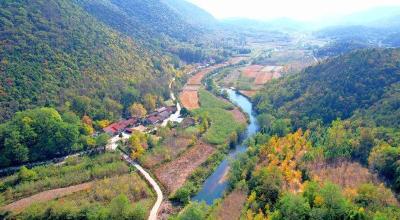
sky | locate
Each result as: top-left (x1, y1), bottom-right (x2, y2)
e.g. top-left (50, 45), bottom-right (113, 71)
top-left (188, 0), bottom-right (400, 21)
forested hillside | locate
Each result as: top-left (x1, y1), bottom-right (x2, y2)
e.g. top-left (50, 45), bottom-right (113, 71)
top-left (77, 0), bottom-right (227, 64)
top-left (77, 0), bottom-right (202, 43)
top-left (254, 48), bottom-right (400, 128)
top-left (228, 48), bottom-right (400, 220)
top-left (0, 0), bottom-right (175, 123)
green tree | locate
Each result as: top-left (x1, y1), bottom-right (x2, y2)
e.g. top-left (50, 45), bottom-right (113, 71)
top-left (270, 118), bottom-right (292, 137)
top-left (249, 166), bottom-right (283, 208)
top-left (72, 96), bottom-right (91, 116)
top-left (108, 194), bottom-right (131, 220)
top-left (312, 183), bottom-right (348, 220)
top-left (18, 166), bottom-right (38, 182)
top-left (278, 194), bottom-right (310, 220)
top-left (129, 103), bottom-right (147, 118)
top-left (323, 119), bottom-right (353, 161)
top-left (174, 202), bottom-right (209, 220)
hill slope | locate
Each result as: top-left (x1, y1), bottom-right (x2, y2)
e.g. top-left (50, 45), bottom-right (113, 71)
top-left (76, 0), bottom-right (204, 43)
top-left (0, 0), bottom-right (174, 122)
top-left (254, 48), bottom-right (400, 128)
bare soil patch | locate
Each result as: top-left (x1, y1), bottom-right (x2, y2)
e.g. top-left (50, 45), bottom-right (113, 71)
top-left (183, 84), bottom-right (201, 91)
top-left (230, 108), bottom-right (247, 124)
top-left (154, 142), bottom-right (215, 193)
top-left (215, 189), bottom-right (247, 220)
top-left (239, 90), bottom-right (258, 97)
top-left (242, 65), bottom-right (264, 78)
top-left (158, 200), bottom-right (179, 220)
top-left (180, 91), bottom-right (199, 109)
top-left (254, 71), bottom-right (274, 85)
top-left (2, 182), bottom-right (93, 213)
top-left (187, 70), bottom-right (209, 85)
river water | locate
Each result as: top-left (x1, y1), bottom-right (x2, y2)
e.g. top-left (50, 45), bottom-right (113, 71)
top-left (192, 89), bottom-right (259, 204)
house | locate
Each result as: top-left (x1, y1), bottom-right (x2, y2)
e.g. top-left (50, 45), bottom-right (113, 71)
top-left (180, 117), bottom-right (196, 129)
top-left (103, 118), bottom-right (138, 135)
top-left (125, 125), bottom-right (147, 133)
top-left (145, 106), bottom-right (177, 125)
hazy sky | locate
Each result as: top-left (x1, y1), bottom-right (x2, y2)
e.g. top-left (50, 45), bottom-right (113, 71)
top-left (188, 0), bottom-right (400, 21)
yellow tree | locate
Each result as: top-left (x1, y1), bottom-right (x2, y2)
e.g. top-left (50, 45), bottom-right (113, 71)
top-left (82, 115), bottom-right (94, 135)
top-left (129, 131), bottom-right (147, 159)
top-left (143, 94), bottom-right (157, 111)
top-left (129, 103), bottom-right (147, 118)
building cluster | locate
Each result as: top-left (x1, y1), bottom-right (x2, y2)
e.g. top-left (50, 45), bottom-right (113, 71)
top-left (103, 106), bottom-right (177, 136)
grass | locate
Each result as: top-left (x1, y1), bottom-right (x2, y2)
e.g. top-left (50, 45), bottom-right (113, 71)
top-left (236, 74), bottom-right (255, 90)
top-left (195, 90), bottom-right (245, 145)
top-left (0, 153), bottom-right (129, 204)
top-left (198, 89), bottom-right (234, 110)
top-left (194, 108), bottom-right (245, 145)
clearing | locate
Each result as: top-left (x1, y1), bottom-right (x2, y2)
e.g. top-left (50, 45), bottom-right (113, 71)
top-left (154, 142), bottom-right (215, 193)
top-left (212, 189), bottom-right (247, 220)
top-left (140, 133), bottom-right (192, 169)
top-left (2, 182), bottom-right (94, 213)
top-left (0, 153), bottom-right (129, 205)
top-left (14, 173), bottom-right (155, 218)
top-left (230, 108), bottom-right (247, 124)
top-left (307, 161), bottom-right (380, 189)
top-left (180, 90), bottom-right (199, 109)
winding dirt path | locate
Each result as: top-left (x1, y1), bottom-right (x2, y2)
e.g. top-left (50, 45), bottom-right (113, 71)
top-left (122, 154), bottom-right (163, 220)
top-left (2, 182), bottom-right (94, 213)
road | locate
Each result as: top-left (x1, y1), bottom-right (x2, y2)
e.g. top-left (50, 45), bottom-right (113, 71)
top-left (121, 154), bottom-right (163, 220)
top-left (162, 78), bottom-right (183, 126)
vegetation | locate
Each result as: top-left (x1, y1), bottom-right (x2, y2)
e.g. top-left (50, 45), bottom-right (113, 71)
top-left (198, 89), bottom-right (234, 110)
top-left (16, 173), bottom-right (154, 220)
top-left (0, 108), bottom-right (110, 168)
top-left (223, 48), bottom-right (400, 219)
top-left (194, 89), bottom-right (245, 145)
top-left (171, 151), bottom-right (225, 204)
top-left (129, 103), bottom-right (147, 118)
top-left (254, 48), bottom-right (400, 129)
top-left (228, 129), bottom-right (400, 219)
top-left (0, 0), bottom-right (174, 123)
top-left (0, 153), bottom-right (129, 204)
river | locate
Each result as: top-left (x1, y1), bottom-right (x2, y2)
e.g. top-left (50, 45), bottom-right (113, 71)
top-left (192, 88), bottom-right (259, 204)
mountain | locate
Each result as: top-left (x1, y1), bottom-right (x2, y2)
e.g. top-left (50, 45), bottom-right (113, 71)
top-left (161, 0), bottom-right (217, 28)
top-left (76, 0), bottom-right (204, 44)
top-left (337, 6), bottom-right (400, 28)
top-left (0, 0), bottom-right (175, 123)
top-left (254, 48), bottom-right (400, 128)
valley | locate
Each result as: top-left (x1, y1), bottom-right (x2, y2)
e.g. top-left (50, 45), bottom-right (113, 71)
top-left (0, 1), bottom-right (400, 220)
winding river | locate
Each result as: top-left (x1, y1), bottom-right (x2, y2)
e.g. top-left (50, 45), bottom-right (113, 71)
top-left (193, 89), bottom-right (259, 204)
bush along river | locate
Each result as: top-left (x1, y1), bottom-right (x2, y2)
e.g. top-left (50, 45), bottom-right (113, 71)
top-left (193, 88), bottom-right (259, 204)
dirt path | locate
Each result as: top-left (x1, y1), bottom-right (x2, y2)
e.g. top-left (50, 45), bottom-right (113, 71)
top-left (2, 182), bottom-right (94, 213)
top-left (121, 154), bottom-right (163, 220)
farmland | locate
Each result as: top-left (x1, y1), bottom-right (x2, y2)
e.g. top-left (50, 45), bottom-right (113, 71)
top-left (154, 142), bottom-right (215, 193)
top-left (0, 153), bottom-right (158, 219)
top-left (0, 153), bottom-right (129, 205)
top-left (16, 174), bottom-right (155, 220)
top-left (179, 90), bottom-right (200, 109)
top-left (179, 57), bottom-right (247, 109)
top-left (216, 64), bottom-right (284, 98)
